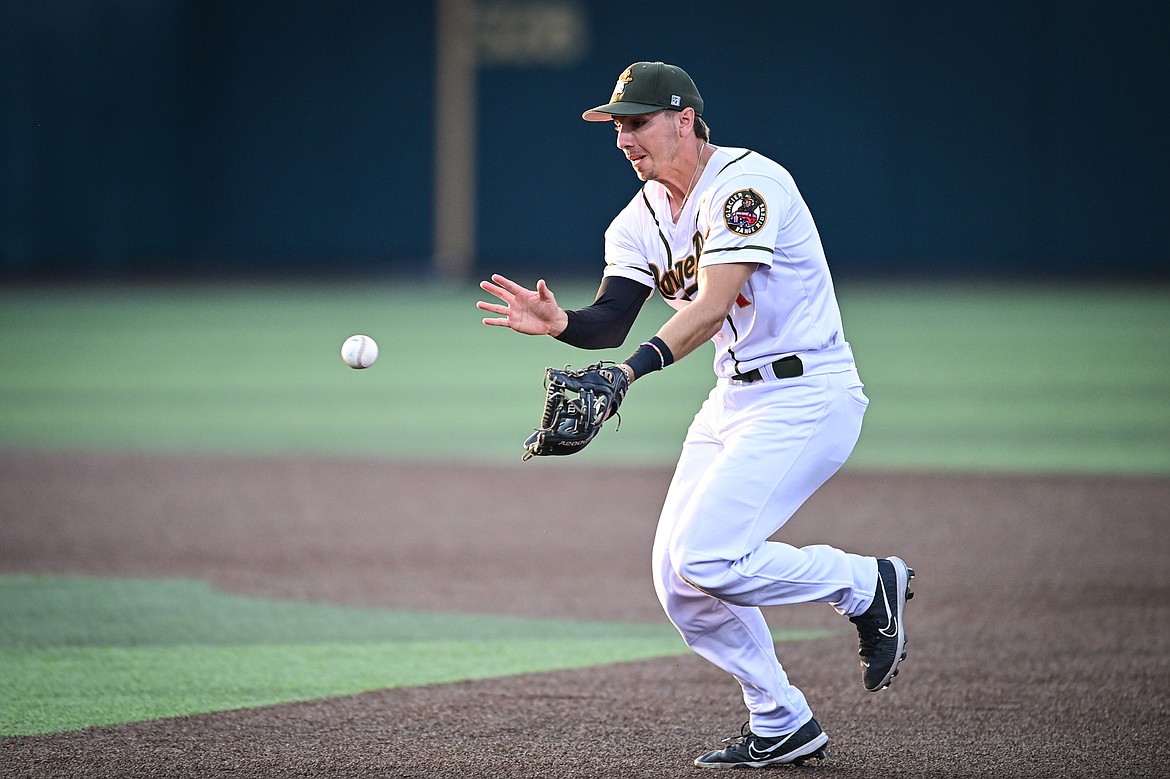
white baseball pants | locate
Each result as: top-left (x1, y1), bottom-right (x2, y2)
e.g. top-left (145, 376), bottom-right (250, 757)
top-left (652, 364), bottom-right (876, 736)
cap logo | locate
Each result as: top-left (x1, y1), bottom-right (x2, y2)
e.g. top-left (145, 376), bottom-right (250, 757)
top-left (611, 67), bottom-right (634, 102)
top-left (670, 95), bottom-right (681, 107)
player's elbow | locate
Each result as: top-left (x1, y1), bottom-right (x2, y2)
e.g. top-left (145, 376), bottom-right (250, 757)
top-left (693, 302), bottom-right (732, 341)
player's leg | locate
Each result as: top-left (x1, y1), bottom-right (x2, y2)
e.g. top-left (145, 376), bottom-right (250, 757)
top-left (667, 369), bottom-right (914, 694)
top-left (666, 370), bottom-right (875, 615)
top-left (653, 545), bottom-right (814, 733)
top-left (653, 395), bottom-right (814, 737)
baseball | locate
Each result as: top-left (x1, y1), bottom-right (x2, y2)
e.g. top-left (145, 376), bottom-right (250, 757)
top-left (341, 334), bottom-right (378, 369)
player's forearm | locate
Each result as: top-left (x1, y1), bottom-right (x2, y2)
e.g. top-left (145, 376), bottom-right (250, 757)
top-left (622, 263), bottom-right (754, 381)
top-left (554, 276), bottom-right (649, 349)
top-left (554, 308), bottom-right (623, 348)
top-left (655, 301), bottom-right (728, 361)
top-left (619, 300), bottom-right (725, 383)
top-left (657, 263), bottom-right (753, 362)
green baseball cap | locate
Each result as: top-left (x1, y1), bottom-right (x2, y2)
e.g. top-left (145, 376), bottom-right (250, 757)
top-left (582, 61), bottom-right (704, 122)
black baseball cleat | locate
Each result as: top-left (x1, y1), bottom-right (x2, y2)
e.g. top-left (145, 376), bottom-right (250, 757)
top-left (850, 556), bottom-right (915, 692)
top-left (693, 718), bottom-right (829, 769)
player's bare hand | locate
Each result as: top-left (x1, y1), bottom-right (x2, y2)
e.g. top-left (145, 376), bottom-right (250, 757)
top-left (477, 274), bottom-right (568, 336)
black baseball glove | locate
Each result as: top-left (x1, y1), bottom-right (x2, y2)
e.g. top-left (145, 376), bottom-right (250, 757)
top-left (522, 361), bottom-right (629, 461)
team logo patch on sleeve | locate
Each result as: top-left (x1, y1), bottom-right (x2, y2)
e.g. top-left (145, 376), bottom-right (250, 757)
top-left (723, 189), bottom-right (767, 235)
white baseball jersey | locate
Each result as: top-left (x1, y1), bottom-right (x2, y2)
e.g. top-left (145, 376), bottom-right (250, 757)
top-left (602, 146), bottom-right (848, 378)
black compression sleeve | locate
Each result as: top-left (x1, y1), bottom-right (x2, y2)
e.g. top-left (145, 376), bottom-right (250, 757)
top-left (554, 275), bottom-right (651, 349)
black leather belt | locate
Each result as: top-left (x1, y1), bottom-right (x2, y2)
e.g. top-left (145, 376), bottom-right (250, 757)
top-left (731, 355), bottom-right (803, 383)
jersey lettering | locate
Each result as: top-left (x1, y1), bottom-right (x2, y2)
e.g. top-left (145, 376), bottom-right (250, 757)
top-left (650, 231), bottom-right (705, 301)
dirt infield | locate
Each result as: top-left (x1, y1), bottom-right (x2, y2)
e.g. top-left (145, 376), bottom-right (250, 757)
top-left (2, 452), bottom-right (1168, 778)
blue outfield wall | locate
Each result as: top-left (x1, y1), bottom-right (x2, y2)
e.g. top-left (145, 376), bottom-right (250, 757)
top-left (2, 1), bottom-right (1168, 280)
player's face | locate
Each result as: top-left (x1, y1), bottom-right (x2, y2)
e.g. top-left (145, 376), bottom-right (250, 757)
top-left (614, 111), bottom-right (682, 183)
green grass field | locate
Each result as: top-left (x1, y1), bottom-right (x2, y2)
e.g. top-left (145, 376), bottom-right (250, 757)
top-left (2, 281), bottom-right (1168, 737)
top-left (1, 281), bottom-right (1167, 472)
top-left (0, 576), bottom-right (830, 736)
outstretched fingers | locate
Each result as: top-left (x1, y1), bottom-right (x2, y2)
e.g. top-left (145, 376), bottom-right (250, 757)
top-left (476, 274), bottom-right (560, 335)
top-left (478, 274), bottom-right (529, 328)
top-left (483, 274), bottom-right (529, 298)
top-left (476, 300), bottom-right (510, 326)
top-left (478, 280), bottom-right (511, 304)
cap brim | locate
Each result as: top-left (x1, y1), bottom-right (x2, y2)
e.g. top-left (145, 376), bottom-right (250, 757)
top-left (581, 101), bottom-right (666, 122)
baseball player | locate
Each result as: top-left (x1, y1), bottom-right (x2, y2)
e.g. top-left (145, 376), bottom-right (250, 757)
top-left (477, 61), bottom-right (913, 769)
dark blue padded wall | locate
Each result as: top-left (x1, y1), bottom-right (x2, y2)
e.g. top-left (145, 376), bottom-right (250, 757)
top-left (2, 1), bottom-right (1166, 279)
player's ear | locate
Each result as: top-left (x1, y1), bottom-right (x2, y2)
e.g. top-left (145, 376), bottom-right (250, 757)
top-left (676, 108), bottom-right (695, 138)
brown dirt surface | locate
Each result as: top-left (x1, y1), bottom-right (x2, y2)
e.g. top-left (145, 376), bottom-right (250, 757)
top-left (1, 451), bottom-right (1168, 778)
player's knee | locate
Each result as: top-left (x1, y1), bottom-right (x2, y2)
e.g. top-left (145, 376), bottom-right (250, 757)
top-left (675, 555), bottom-right (740, 600)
